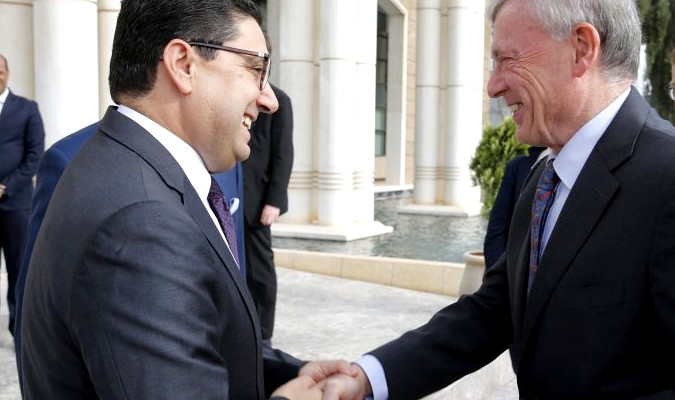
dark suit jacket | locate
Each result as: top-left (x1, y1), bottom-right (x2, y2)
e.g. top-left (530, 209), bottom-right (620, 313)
top-left (21, 107), bottom-right (300, 399)
top-left (369, 89), bottom-right (675, 399)
top-left (484, 147), bottom-right (545, 268)
top-left (0, 91), bottom-right (45, 211)
top-left (243, 85), bottom-right (294, 226)
top-left (14, 122), bottom-right (98, 393)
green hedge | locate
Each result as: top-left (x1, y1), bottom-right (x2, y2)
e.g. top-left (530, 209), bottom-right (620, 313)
top-left (469, 117), bottom-right (529, 216)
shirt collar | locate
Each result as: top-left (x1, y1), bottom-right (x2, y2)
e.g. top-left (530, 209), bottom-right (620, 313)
top-left (116, 105), bottom-right (212, 201)
top-left (551, 88), bottom-right (631, 190)
top-left (0, 88), bottom-right (9, 103)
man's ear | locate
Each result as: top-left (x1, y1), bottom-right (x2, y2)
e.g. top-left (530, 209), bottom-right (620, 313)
top-left (572, 22), bottom-right (601, 78)
top-left (161, 39), bottom-right (195, 94)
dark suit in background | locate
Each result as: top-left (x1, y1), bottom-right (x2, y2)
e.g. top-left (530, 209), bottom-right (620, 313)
top-left (243, 84), bottom-right (294, 341)
top-left (483, 146), bottom-right (545, 269)
top-left (0, 89), bottom-right (45, 335)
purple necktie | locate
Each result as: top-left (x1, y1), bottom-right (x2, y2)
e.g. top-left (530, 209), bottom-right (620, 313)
top-left (528, 158), bottom-right (559, 293)
top-left (207, 177), bottom-right (240, 266)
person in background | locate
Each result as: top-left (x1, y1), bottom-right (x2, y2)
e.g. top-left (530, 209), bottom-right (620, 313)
top-left (243, 79), bottom-right (294, 345)
top-left (483, 146), bottom-right (545, 269)
top-left (0, 53), bottom-right (45, 335)
top-left (307, 0), bottom-right (675, 398)
top-left (20, 1), bottom-right (352, 398)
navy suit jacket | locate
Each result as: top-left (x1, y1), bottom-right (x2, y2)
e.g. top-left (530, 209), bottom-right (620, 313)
top-left (21, 108), bottom-right (300, 399)
top-left (16, 122), bottom-right (247, 394)
top-left (0, 90), bottom-right (45, 211)
top-left (369, 89), bottom-right (675, 399)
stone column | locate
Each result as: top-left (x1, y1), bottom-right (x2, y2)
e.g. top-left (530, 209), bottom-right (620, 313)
top-left (442, 0), bottom-right (484, 214)
top-left (352, 0), bottom-right (377, 223)
top-left (317, 0), bottom-right (358, 225)
top-left (277, 0), bottom-right (315, 224)
top-left (0, 0), bottom-right (34, 98)
top-left (33, 0), bottom-right (98, 147)
top-left (98, 0), bottom-right (120, 117)
top-left (413, 0), bottom-right (442, 205)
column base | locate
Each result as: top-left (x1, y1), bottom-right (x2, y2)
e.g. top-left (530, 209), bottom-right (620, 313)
top-left (398, 203), bottom-right (482, 217)
top-left (272, 221), bottom-right (393, 242)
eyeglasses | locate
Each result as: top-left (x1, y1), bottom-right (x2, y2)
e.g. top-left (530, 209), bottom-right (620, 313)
top-left (189, 42), bottom-right (270, 91)
top-left (666, 83), bottom-right (675, 101)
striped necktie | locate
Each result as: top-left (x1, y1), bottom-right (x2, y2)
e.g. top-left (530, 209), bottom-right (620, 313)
top-left (207, 177), bottom-right (240, 266)
top-left (528, 158), bottom-right (559, 293)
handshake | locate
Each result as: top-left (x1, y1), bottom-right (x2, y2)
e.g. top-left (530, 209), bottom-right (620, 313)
top-left (271, 360), bottom-right (372, 400)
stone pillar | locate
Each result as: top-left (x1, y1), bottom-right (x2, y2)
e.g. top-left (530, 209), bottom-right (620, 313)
top-left (98, 0), bottom-right (120, 117)
top-left (33, 0), bottom-right (98, 147)
top-left (317, 0), bottom-right (358, 225)
top-left (0, 0), bottom-right (34, 98)
top-left (442, 0), bottom-right (484, 214)
top-left (271, 0), bottom-right (391, 241)
top-left (352, 0), bottom-right (377, 223)
top-left (413, 0), bottom-right (442, 205)
top-left (277, 0), bottom-right (315, 224)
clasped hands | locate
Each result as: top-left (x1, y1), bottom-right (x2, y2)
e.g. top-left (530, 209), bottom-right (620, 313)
top-left (271, 359), bottom-right (372, 400)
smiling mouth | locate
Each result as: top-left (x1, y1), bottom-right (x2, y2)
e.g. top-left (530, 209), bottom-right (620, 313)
top-left (509, 103), bottom-right (523, 114)
top-left (242, 115), bottom-right (252, 130)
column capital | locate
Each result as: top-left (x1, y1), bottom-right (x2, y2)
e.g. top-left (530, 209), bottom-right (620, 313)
top-left (98, 0), bottom-right (121, 12)
top-left (417, 0), bottom-right (442, 10)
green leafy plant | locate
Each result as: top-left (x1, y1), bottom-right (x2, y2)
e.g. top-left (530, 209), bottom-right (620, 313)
top-left (469, 117), bottom-right (529, 216)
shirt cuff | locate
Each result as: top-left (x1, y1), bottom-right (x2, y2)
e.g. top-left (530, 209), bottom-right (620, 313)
top-left (355, 354), bottom-right (388, 400)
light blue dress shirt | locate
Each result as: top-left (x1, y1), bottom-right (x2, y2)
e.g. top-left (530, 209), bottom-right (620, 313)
top-left (357, 88), bottom-right (631, 400)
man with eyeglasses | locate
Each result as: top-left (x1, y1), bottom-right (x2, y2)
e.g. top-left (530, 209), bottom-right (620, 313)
top-left (20, 1), bottom-right (354, 399)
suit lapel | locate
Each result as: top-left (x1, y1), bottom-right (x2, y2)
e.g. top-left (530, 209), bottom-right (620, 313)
top-left (514, 88), bottom-right (648, 359)
top-left (97, 107), bottom-right (260, 331)
top-left (0, 92), bottom-right (16, 128)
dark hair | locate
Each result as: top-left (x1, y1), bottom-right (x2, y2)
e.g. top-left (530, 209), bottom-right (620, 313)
top-left (109, 0), bottom-right (261, 103)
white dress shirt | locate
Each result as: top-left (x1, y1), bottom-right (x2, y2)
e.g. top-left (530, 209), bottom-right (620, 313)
top-left (0, 87), bottom-right (9, 116)
top-left (116, 105), bottom-right (239, 266)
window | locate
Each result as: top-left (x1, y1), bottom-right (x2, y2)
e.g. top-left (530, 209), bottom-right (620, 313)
top-left (375, 10), bottom-right (388, 157)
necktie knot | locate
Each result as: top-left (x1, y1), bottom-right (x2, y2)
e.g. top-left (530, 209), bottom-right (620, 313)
top-left (207, 177), bottom-right (240, 266)
top-left (537, 159), bottom-right (560, 192)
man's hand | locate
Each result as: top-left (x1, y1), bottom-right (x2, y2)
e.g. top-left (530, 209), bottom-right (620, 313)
top-left (0, 183), bottom-right (6, 199)
top-left (271, 375), bottom-right (322, 400)
top-left (260, 204), bottom-right (281, 226)
top-left (299, 360), bottom-right (359, 382)
top-left (318, 369), bottom-right (371, 400)
top-left (300, 361), bottom-right (371, 400)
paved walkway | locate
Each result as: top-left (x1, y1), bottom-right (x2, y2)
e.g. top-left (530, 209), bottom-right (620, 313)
top-left (0, 266), bottom-right (517, 399)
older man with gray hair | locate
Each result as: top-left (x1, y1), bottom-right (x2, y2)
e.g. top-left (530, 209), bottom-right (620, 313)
top-left (308, 0), bottom-right (675, 398)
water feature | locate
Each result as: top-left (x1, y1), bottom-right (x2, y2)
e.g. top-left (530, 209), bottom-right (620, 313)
top-left (273, 196), bottom-right (488, 263)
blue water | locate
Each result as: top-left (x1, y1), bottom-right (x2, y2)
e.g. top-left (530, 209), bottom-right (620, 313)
top-left (273, 197), bottom-right (488, 263)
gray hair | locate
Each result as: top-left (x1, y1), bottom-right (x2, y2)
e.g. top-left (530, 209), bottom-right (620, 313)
top-left (490, 0), bottom-right (642, 82)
